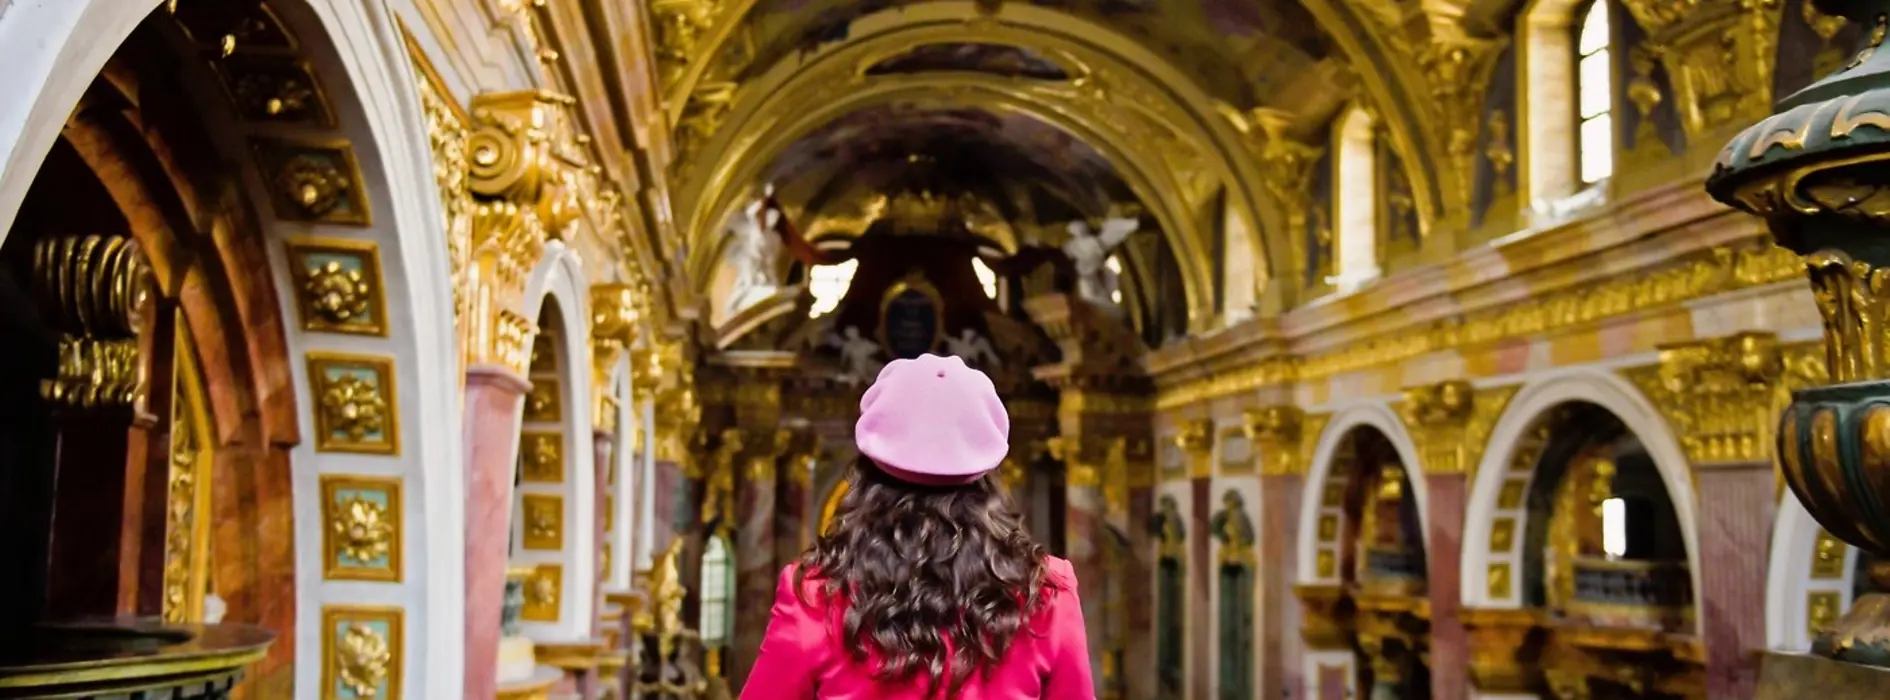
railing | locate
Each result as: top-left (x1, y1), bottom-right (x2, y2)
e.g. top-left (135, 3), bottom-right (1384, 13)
top-left (1566, 557), bottom-right (1692, 631)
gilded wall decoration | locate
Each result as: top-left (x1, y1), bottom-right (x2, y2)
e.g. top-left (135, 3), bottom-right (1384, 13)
top-left (1498, 479), bottom-right (1527, 510)
top-left (1322, 481), bottom-right (1345, 508)
top-left (1622, 334), bottom-right (1826, 466)
top-left (1316, 549), bottom-right (1337, 579)
top-left (1808, 591), bottom-right (1842, 636)
top-left (522, 564), bottom-right (564, 622)
top-left (590, 283), bottom-right (640, 428)
top-left (211, 56), bottom-right (335, 127)
top-left (520, 431), bottom-right (565, 483)
top-left (252, 137), bottom-right (371, 226)
top-left (169, 0), bottom-right (297, 52)
top-left (1317, 514), bottom-right (1339, 543)
top-left (522, 493), bottom-right (565, 550)
top-left (1621, 0), bottom-right (1780, 139)
top-left (307, 353), bottom-right (400, 454)
top-left (321, 475), bottom-right (403, 582)
top-left (403, 26), bottom-right (475, 329)
top-left (1488, 562), bottom-right (1513, 600)
top-left (163, 316), bottom-right (212, 624)
top-left (1175, 419), bottom-right (1213, 478)
top-left (321, 605), bottom-right (404, 700)
top-left (1490, 516), bottom-right (1516, 553)
top-left (1812, 529), bottom-right (1848, 579)
top-left (1244, 404), bottom-right (1305, 476)
top-left (287, 238), bottom-right (389, 336)
top-left (524, 378), bottom-right (563, 423)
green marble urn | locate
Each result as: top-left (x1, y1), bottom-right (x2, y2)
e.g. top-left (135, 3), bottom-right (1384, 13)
top-left (1707, 0), bottom-right (1890, 678)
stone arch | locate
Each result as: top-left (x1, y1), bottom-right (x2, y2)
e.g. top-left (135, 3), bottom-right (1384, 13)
top-left (1296, 401), bottom-right (1429, 586)
top-left (1766, 493), bottom-right (1861, 652)
top-left (517, 240), bottom-right (598, 640)
top-left (0, 1), bottom-right (468, 696)
top-left (1460, 368), bottom-right (1700, 633)
top-left (674, 2), bottom-right (1303, 330)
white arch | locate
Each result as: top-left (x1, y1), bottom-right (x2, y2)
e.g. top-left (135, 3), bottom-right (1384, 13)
top-left (1295, 400), bottom-right (1430, 585)
top-left (0, 2), bottom-right (468, 697)
top-left (520, 240), bottom-right (598, 640)
top-left (1459, 368), bottom-right (1701, 631)
top-left (1766, 492), bottom-right (1859, 652)
top-left (609, 354), bottom-right (636, 591)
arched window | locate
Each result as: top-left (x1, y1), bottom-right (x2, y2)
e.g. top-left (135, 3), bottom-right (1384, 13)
top-left (1601, 496), bottom-right (1627, 559)
top-left (972, 257), bottom-right (999, 299)
top-left (1576, 1), bottom-right (1613, 184)
top-left (1332, 105), bottom-right (1378, 292)
top-left (807, 259), bottom-right (858, 318)
top-left (699, 535), bottom-right (736, 648)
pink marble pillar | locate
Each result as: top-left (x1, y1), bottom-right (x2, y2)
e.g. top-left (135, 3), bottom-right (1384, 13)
top-left (1696, 462), bottom-right (1775, 698)
top-left (594, 430), bottom-right (615, 638)
top-left (1064, 479), bottom-right (1106, 692)
top-left (1189, 478), bottom-right (1211, 700)
top-left (1425, 473), bottom-right (1469, 700)
top-left (1261, 473), bottom-right (1306, 700)
top-left (652, 459), bottom-right (680, 552)
top-left (463, 365), bottom-right (531, 699)
top-left (730, 454), bottom-right (776, 688)
top-left (1124, 484), bottom-right (1156, 700)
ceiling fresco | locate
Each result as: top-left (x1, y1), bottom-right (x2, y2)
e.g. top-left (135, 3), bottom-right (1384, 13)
top-left (742, 0), bottom-right (1339, 109)
top-left (760, 106), bottom-right (1133, 244)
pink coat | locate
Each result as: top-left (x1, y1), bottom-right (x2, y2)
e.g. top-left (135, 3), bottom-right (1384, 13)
top-left (738, 557), bottom-right (1095, 699)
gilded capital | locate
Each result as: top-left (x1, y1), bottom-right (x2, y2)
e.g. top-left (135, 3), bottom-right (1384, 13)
top-left (1245, 405), bottom-right (1306, 476)
top-left (1399, 380), bottom-right (1513, 475)
top-left (1625, 333), bottom-right (1825, 466)
top-left (1619, 0), bottom-right (1778, 138)
top-left (1417, 34), bottom-right (1506, 213)
top-left (589, 283), bottom-right (640, 429)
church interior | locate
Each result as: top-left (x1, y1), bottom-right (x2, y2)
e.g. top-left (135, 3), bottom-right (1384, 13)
top-left (6, 0), bottom-right (1890, 698)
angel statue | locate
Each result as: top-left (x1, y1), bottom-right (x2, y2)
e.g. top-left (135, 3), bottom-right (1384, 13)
top-left (942, 327), bottom-right (1001, 368)
top-left (724, 185), bottom-right (785, 317)
top-left (1062, 215), bottom-right (1139, 307)
top-left (829, 326), bottom-right (884, 385)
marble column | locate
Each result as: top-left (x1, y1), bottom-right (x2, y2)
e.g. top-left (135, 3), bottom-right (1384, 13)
top-left (730, 440), bottom-right (777, 688)
top-left (1190, 477), bottom-right (1212, 700)
top-left (1696, 461), bottom-right (1775, 697)
top-left (1063, 449), bottom-right (1107, 694)
top-left (1124, 478), bottom-right (1157, 700)
top-left (464, 364), bottom-right (532, 699)
top-left (593, 430), bottom-right (615, 638)
top-left (1426, 472), bottom-right (1469, 700)
top-left (1260, 472), bottom-right (1305, 699)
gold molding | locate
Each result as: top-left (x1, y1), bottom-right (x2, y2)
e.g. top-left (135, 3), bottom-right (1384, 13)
top-left (535, 640), bottom-right (607, 671)
top-left (286, 237), bottom-right (390, 337)
top-left (320, 605), bottom-right (405, 700)
top-left (163, 312), bottom-right (213, 623)
top-left (320, 475), bottom-right (404, 582)
top-left (307, 352), bottom-right (401, 455)
top-left (251, 137), bottom-right (371, 227)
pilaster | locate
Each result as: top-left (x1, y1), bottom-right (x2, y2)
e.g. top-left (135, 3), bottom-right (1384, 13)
top-left (1245, 404), bottom-right (1306, 700)
top-left (463, 364), bottom-right (533, 699)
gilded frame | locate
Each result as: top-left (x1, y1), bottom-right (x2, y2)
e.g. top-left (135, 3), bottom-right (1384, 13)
top-left (285, 237), bottom-right (390, 336)
top-left (320, 474), bottom-right (404, 582)
top-left (306, 352), bottom-right (402, 455)
top-left (320, 604), bottom-right (405, 700)
top-left (250, 136), bottom-right (372, 227)
top-left (876, 271), bottom-right (945, 359)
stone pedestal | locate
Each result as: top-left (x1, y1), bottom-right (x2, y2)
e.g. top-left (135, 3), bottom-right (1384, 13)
top-left (465, 365), bottom-right (532, 699)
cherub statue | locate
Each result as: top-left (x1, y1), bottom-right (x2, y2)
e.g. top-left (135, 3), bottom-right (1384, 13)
top-left (1062, 215), bottom-right (1139, 306)
top-left (829, 326), bottom-right (884, 384)
top-left (724, 185), bottom-right (784, 316)
top-left (1210, 489), bottom-right (1256, 567)
top-left (1148, 494), bottom-right (1187, 561)
top-left (942, 327), bottom-right (1000, 368)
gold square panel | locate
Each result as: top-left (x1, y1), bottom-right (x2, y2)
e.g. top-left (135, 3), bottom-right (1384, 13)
top-left (1812, 530), bottom-right (1847, 579)
top-left (520, 431), bottom-right (563, 483)
top-left (212, 55), bottom-right (336, 127)
top-left (1315, 549), bottom-right (1336, 579)
top-left (307, 353), bottom-right (399, 455)
top-left (252, 138), bottom-right (370, 226)
top-left (321, 605), bottom-right (404, 700)
top-left (521, 493), bottom-right (564, 550)
top-left (531, 332), bottom-right (558, 373)
top-left (1489, 517), bottom-right (1516, 553)
top-left (1487, 562), bottom-right (1512, 600)
top-left (524, 378), bottom-right (562, 423)
top-left (1497, 479), bottom-right (1527, 510)
top-left (1317, 514), bottom-right (1339, 542)
top-left (1809, 591), bottom-right (1842, 637)
top-left (522, 564), bottom-right (563, 622)
top-left (286, 238), bottom-right (388, 336)
top-left (1321, 482), bottom-right (1345, 508)
top-left (321, 475), bottom-right (402, 582)
top-left (605, 494), bottom-right (615, 533)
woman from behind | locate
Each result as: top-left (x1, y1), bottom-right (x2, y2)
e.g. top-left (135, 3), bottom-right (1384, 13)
top-left (739, 353), bottom-right (1094, 699)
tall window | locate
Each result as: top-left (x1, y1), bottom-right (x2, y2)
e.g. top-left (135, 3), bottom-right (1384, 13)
top-left (972, 257), bottom-right (999, 299)
top-left (1601, 497), bottom-right (1627, 559)
top-left (1332, 105), bottom-right (1378, 291)
top-left (1577, 1), bottom-right (1613, 184)
top-left (699, 535), bottom-right (735, 647)
top-left (807, 259), bottom-right (858, 318)
top-left (1104, 256), bottom-right (1124, 304)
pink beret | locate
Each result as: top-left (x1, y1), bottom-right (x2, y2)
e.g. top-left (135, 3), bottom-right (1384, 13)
top-left (855, 354), bottom-right (1010, 485)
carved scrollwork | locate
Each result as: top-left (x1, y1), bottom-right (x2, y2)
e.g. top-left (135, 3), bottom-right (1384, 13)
top-left (34, 233), bottom-right (150, 410)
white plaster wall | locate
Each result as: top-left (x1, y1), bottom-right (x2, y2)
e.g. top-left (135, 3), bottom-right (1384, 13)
top-left (1766, 493), bottom-right (1859, 652)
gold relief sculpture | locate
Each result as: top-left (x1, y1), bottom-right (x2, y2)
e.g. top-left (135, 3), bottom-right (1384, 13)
top-left (1315, 549), bottom-right (1337, 579)
top-left (1399, 380), bottom-right (1474, 474)
top-left (308, 353), bottom-right (399, 455)
top-left (1626, 47), bottom-right (1666, 151)
top-left (1100, 438), bottom-right (1130, 512)
top-left (522, 564), bottom-right (564, 622)
top-left (1155, 241), bottom-right (1801, 409)
top-left (520, 431), bottom-right (564, 483)
top-left (524, 379), bottom-right (562, 424)
top-left (1623, 333), bottom-right (1824, 466)
top-left (1418, 35), bottom-right (1507, 213)
top-left (1813, 529), bottom-right (1848, 579)
top-left (252, 138), bottom-right (371, 226)
top-left (590, 284), bottom-right (640, 429)
top-left (701, 428), bottom-right (742, 528)
top-left (404, 29), bottom-right (476, 330)
top-left (1498, 479), bottom-right (1528, 510)
top-left (1317, 514), bottom-right (1339, 543)
top-left (1620, 0), bottom-right (1778, 138)
top-left (1244, 404), bottom-right (1306, 476)
top-left (1322, 481), bottom-right (1345, 508)
top-left (522, 493), bottom-right (564, 550)
top-left (212, 56), bottom-right (335, 126)
top-left (321, 475), bottom-right (402, 582)
top-left (321, 606), bottom-right (404, 700)
top-left (1490, 517), bottom-right (1516, 553)
top-left (1175, 419), bottom-right (1213, 478)
top-left (1804, 2), bottom-right (1851, 76)
top-left (164, 317), bottom-right (212, 623)
top-left (1809, 591), bottom-right (1843, 636)
top-left (287, 239), bottom-right (388, 336)
top-left (1488, 562), bottom-right (1513, 600)
top-left (34, 233), bottom-right (149, 409)
top-left (1485, 109), bottom-right (1514, 194)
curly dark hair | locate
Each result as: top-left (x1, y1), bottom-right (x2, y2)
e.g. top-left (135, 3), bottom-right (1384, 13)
top-left (795, 457), bottom-right (1055, 697)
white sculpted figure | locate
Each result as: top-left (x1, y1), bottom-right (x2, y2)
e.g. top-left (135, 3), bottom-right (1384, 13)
top-left (943, 328), bottom-right (1001, 368)
top-left (1062, 215), bottom-right (1138, 307)
top-left (724, 186), bottom-right (784, 316)
top-left (830, 326), bottom-right (884, 385)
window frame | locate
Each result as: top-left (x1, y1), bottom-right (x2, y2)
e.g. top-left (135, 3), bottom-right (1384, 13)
top-left (1574, 0), bottom-right (1614, 186)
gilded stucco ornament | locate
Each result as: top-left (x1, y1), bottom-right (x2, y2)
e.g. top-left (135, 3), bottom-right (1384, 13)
top-left (1623, 334), bottom-right (1826, 466)
top-left (1620, 0), bottom-right (1781, 140)
top-left (34, 233), bottom-right (150, 410)
top-left (1244, 404), bottom-right (1306, 476)
top-left (590, 284), bottom-right (640, 429)
top-left (332, 494), bottom-right (393, 566)
top-left (1706, 0), bottom-right (1890, 670)
top-left (337, 622), bottom-right (391, 696)
top-left (305, 259), bottom-right (372, 325)
top-left (321, 373), bottom-right (387, 443)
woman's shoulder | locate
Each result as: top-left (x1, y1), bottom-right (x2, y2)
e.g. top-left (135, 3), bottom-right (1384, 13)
top-left (1041, 555), bottom-right (1079, 593)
